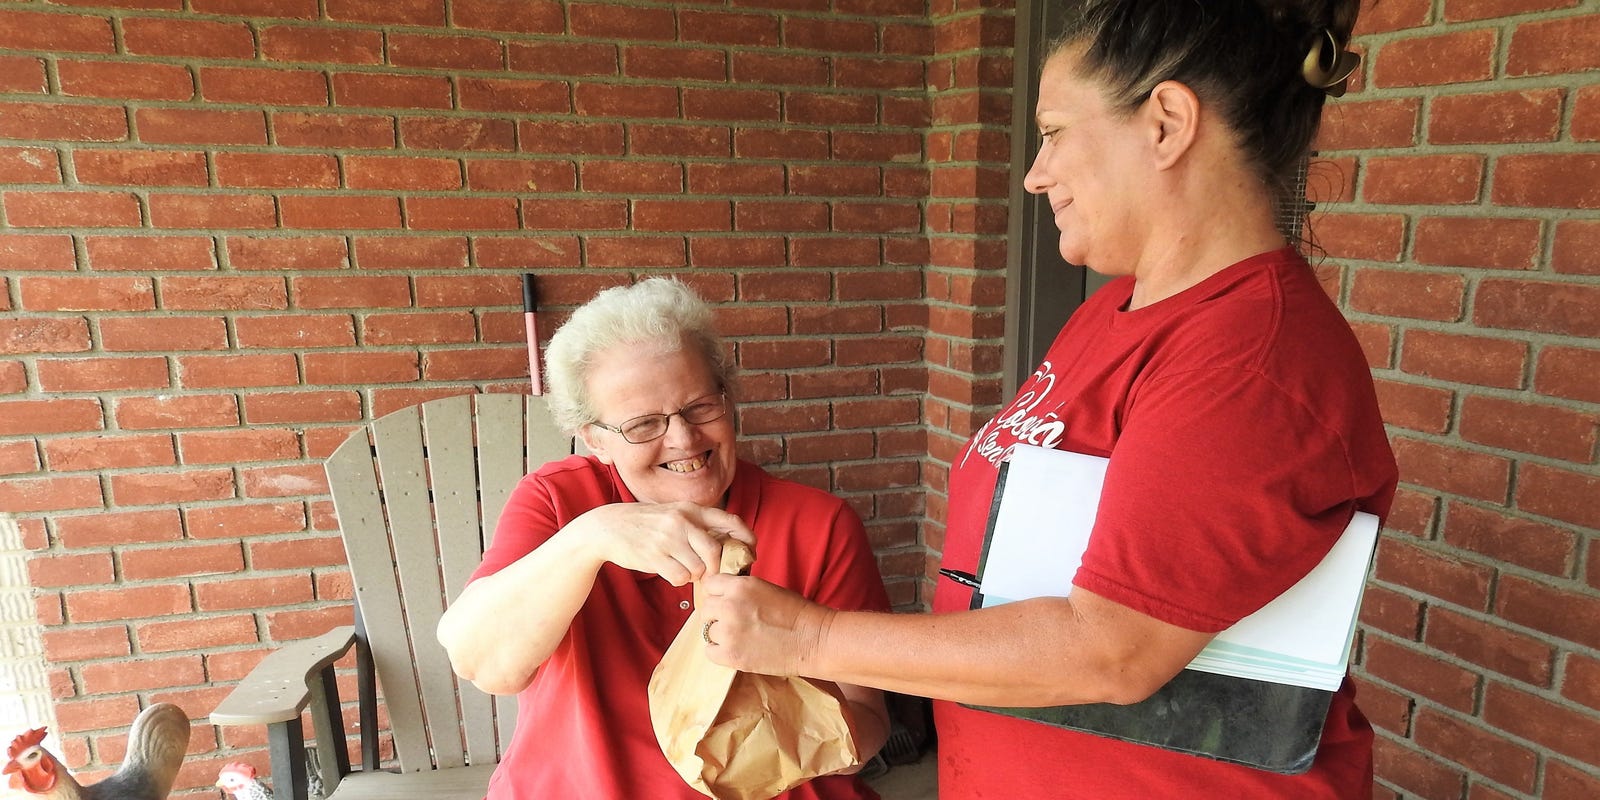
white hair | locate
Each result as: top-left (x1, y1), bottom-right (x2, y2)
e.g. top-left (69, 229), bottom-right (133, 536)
top-left (543, 277), bottom-right (735, 434)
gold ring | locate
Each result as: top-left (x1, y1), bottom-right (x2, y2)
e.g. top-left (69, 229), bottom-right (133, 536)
top-left (701, 619), bottom-right (718, 646)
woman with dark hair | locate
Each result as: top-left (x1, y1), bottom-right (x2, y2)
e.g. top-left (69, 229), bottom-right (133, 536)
top-left (700, 1), bottom-right (1397, 796)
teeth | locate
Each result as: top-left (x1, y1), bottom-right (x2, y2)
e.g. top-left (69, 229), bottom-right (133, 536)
top-left (664, 454), bottom-right (708, 473)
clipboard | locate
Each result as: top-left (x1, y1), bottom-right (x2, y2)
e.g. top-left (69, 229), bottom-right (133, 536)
top-left (955, 446), bottom-right (1379, 774)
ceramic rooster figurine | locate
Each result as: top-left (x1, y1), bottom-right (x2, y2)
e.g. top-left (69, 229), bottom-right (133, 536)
top-left (3, 702), bottom-right (190, 800)
top-left (213, 762), bottom-right (273, 800)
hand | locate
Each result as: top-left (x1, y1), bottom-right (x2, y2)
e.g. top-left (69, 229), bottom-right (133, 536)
top-left (698, 573), bottom-right (836, 677)
top-left (566, 502), bottom-right (755, 586)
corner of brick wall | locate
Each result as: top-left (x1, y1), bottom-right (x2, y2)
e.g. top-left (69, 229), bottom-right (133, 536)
top-left (919, 0), bottom-right (1016, 605)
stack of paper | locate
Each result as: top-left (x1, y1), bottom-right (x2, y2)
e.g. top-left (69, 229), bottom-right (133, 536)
top-left (978, 443), bottom-right (1380, 692)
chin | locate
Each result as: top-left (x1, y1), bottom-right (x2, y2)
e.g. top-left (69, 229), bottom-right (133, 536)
top-left (639, 469), bottom-right (731, 508)
top-left (680, 474), bottom-right (733, 508)
top-left (1056, 240), bottom-right (1086, 267)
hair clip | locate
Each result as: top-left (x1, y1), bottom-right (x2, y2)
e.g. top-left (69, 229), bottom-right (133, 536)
top-left (1302, 28), bottom-right (1361, 97)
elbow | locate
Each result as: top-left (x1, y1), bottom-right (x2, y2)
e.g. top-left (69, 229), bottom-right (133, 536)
top-left (1029, 647), bottom-right (1179, 707)
top-left (446, 651), bottom-right (534, 696)
top-left (447, 660), bottom-right (535, 698)
top-left (1096, 681), bottom-right (1165, 707)
top-left (1032, 679), bottom-right (1159, 708)
top-left (435, 622), bottom-right (474, 680)
top-left (468, 672), bottom-right (534, 697)
top-left (437, 629), bottom-right (534, 696)
top-left (1080, 660), bottom-right (1180, 706)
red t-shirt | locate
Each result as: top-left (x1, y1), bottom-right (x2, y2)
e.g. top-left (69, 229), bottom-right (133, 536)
top-left (472, 456), bottom-right (890, 800)
top-left (933, 249), bottom-right (1398, 798)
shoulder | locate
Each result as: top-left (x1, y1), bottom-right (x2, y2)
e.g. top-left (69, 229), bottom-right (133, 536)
top-left (1127, 253), bottom-right (1385, 439)
top-left (531, 453), bottom-right (609, 482)
top-left (517, 454), bottom-right (621, 504)
top-left (729, 461), bottom-right (863, 542)
top-left (1157, 251), bottom-right (1367, 378)
top-left (747, 463), bottom-right (853, 515)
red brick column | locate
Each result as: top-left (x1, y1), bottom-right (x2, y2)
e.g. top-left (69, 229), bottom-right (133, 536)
top-left (919, 0), bottom-right (1015, 602)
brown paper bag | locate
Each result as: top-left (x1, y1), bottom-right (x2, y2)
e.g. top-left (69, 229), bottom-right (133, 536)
top-left (649, 540), bottom-right (862, 800)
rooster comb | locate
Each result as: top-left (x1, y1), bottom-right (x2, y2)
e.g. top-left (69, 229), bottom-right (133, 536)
top-left (6, 728), bottom-right (47, 760)
top-left (220, 761), bottom-right (259, 778)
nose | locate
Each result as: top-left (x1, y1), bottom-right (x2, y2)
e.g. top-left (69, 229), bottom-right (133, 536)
top-left (1022, 141), bottom-right (1052, 195)
top-left (659, 410), bottom-right (704, 449)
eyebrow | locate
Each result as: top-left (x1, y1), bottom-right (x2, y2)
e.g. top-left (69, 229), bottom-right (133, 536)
top-left (617, 390), bottom-right (722, 418)
top-left (1034, 109), bottom-right (1068, 127)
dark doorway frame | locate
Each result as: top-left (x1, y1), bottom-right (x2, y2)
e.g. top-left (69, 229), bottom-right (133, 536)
top-left (1002, 0), bottom-right (1109, 398)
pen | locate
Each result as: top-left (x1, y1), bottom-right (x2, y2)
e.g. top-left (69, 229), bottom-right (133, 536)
top-left (938, 568), bottom-right (981, 590)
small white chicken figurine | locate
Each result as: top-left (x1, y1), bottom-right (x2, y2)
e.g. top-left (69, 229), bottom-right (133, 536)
top-left (214, 762), bottom-right (273, 800)
top-left (3, 702), bottom-right (190, 800)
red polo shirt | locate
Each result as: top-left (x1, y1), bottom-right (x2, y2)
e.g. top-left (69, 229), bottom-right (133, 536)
top-left (473, 457), bottom-right (889, 800)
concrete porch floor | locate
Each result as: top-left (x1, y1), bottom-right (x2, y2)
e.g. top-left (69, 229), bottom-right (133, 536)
top-left (864, 748), bottom-right (937, 800)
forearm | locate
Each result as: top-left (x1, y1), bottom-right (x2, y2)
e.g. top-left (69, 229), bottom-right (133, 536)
top-left (836, 685), bottom-right (888, 773)
top-left (443, 501), bottom-right (756, 694)
top-left (810, 595), bottom-right (1210, 708)
top-left (437, 529), bottom-right (600, 695)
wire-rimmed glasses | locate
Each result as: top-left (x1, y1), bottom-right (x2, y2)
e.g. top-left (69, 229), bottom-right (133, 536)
top-left (589, 392), bottom-right (729, 444)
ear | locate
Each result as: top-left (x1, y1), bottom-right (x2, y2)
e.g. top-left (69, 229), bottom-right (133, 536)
top-left (578, 425), bottom-right (613, 464)
top-left (1144, 80), bottom-right (1201, 170)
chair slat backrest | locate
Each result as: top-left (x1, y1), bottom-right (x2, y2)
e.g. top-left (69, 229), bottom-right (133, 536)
top-left (470, 393), bottom-right (532, 750)
top-left (324, 394), bottom-right (580, 773)
top-left (426, 396), bottom-right (499, 767)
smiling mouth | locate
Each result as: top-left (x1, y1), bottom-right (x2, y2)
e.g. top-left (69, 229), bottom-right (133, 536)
top-left (661, 452), bottom-right (711, 473)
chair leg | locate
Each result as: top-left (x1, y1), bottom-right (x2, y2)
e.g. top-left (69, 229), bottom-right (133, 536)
top-left (309, 664), bottom-right (351, 795)
top-left (266, 718), bottom-right (310, 800)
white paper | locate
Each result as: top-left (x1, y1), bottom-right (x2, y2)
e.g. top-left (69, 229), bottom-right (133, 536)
top-left (1208, 511), bottom-right (1378, 665)
top-left (977, 444), bottom-right (1107, 606)
top-left (976, 443), bottom-right (1378, 691)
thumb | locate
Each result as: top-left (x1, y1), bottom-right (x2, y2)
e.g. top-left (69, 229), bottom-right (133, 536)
top-left (699, 572), bottom-right (734, 599)
top-left (699, 508), bottom-right (757, 546)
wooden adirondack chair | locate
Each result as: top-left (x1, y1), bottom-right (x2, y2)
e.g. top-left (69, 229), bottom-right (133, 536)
top-left (210, 393), bottom-right (583, 800)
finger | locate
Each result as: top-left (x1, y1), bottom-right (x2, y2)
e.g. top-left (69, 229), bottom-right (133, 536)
top-left (686, 528), bottom-right (727, 576)
top-left (720, 518), bottom-right (757, 547)
top-left (695, 507), bottom-right (757, 546)
top-left (646, 523), bottom-right (712, 583)
top-left (656, 558), bottom-right (694, 587)
top-left (704, 638), bottom-right (736, 667)
top-left (699, 572), bottom-right (735, 599)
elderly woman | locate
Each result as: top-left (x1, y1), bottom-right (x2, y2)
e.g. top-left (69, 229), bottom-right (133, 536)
top-left (700, 1), bottom-right (1398, 798)
top-left (437, 277), bottom-right (890, 799)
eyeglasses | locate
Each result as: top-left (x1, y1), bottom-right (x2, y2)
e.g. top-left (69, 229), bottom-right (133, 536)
top-left (589, 392), bottom-right (729, 444)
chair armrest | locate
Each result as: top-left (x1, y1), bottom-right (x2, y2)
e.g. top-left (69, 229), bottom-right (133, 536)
top-left (211, 626), bottom-right (358, 726)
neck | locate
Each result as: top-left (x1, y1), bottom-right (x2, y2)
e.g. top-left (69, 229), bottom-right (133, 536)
top-left (1123, 159), bottom-right (1288, 310)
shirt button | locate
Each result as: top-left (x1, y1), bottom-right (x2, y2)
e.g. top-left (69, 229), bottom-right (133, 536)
top-left (679, 600), bottom-right (691, 610)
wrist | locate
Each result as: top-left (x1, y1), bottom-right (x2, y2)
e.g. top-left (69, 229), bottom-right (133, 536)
top-left (550, 515), bottom-right (608, 573)
top-left (799, 605), bottom-right (839, 677)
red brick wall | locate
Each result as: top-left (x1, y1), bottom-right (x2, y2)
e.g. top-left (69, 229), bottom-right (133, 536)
top-left (1324, 2), bottom-right (1600, 798)
top-left (5, 0), bottom-right (1597, 797)
top-left (0, 0), bottom-right (1018, 791)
